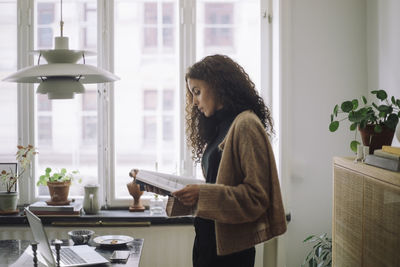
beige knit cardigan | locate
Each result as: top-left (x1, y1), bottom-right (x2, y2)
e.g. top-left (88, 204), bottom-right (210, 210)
top-left (196, 110), bottom-right (287, 256)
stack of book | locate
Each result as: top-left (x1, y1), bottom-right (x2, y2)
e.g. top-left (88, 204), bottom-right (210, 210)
top-left (364, 146), bottom-right (400, 172)
top-left (28, 201), bottom-right (83, 216)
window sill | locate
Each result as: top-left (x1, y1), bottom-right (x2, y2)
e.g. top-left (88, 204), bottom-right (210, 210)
top-left (0, 207), bottom-right (193, 226)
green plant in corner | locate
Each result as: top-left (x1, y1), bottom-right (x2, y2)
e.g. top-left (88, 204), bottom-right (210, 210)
top-left (329, 89), bottom-right (400, 152)
top-left (36, 167), bottom-right (81, 186)
top-left (301, 233), bottom-right (332, 267)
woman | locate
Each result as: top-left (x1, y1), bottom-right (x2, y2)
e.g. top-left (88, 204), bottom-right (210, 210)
top-left (173, 54), bottom-right (287, 267)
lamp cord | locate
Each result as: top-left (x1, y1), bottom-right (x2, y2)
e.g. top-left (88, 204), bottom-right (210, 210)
top-left (60, 0), bottom-right (64, 37)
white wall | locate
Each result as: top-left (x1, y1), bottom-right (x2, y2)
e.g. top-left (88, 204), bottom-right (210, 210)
top-left (280, 1), bottom-right (367, 266)
top-left (367, 0), bottom-right (400, 146)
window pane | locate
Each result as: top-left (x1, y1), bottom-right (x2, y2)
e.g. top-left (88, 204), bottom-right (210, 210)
top-left (162, 27), bottom-right (174, 48)
top-left (143, 90), bottom-right (158, 110)
top-left (34, 0), bottom-right (98, 198)
top-left (143, 27), bottom-right (157, 48)
top-left (37, 3), bottom-right (55, 24)
top-left (162, 2), bottom-right (173, 24)
top-left (196, 0), bottom-right (261, 178)
top-left (197, 0), bottom-right (260, 89)
top-left (205, 3), bottom-right (233, 24)
top-left (114, 0), bottom-right (179, 198)
top-left (144, 2), bottom-right (157, 24)
top-left (0, 0), bottom-right (17, 164)
top-left (162, 89), bottom-right (174, 110)
top-left (38, 116), bottom-right (52, 146)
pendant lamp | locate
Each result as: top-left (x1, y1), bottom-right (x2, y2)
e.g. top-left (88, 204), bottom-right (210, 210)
top-left (2, 0), bottom-right (119, 99)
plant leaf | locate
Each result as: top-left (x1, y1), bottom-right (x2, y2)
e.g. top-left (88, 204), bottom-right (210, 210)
top-left (329, 121), bottom-right (339, 132)
top-left (351, 140), bottom-right (360, 153)
top-left (391, 96), bottom-right (396, 105)
top-left (385, 113), bottom-right (399, 130)
top-left (377, 105), bottom-right (392, 114)
top-left (362, 96), bottom-right (367, 104)
top-left (374, 124), bottom-right (382, 133)
top-left (376, 89), bottom-right (387, 100)
top-left (333, 105), bottom-right (339, 116)
top-left (352, 99), bottom-right (359, 110)
top-left (341, 101), bottom-right (353, 112)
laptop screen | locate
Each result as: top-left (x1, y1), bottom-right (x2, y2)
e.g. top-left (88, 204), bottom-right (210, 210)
top-left (25, 208), bottom-right (56, 266)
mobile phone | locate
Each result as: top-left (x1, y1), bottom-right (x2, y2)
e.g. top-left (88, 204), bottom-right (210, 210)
top-left (110, 250), bottom-right (130, 263)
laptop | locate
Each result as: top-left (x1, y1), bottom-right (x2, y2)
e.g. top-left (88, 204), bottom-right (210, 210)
top-left (25, 208), bottom-right (109, 267)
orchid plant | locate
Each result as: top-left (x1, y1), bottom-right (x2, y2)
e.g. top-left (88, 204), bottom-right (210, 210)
top-left (0, 145), bottom-right (38, 193)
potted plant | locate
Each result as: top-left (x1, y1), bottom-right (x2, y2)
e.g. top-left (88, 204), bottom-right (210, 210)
top-left (329, 89), bottom-right (400, 154)
top-left (0, 145), bottom-right (38, 213)
top-left (301, 233), bottom-right (332, 267)
top-left (37, 167), bottom-right (81, 205)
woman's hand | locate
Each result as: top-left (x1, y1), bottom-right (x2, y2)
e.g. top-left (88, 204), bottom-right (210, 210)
top-left (172, 184), bottom-right (200, 206)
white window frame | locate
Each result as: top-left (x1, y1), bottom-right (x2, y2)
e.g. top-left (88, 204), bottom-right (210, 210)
top-left (13, 0), bottom-right (276, 207)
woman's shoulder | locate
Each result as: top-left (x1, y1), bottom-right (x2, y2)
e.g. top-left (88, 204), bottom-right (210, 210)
top-left (232, 110), bottom-right (263, 128)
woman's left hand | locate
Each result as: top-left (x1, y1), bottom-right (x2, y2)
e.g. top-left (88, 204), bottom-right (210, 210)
top-left (172, 184), bottom-right (200, 206)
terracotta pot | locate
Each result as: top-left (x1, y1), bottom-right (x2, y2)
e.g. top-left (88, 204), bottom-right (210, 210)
top-left (359, 124), bottom-right (395, 154)
top-left (47, 180), bottom-right (71, 204)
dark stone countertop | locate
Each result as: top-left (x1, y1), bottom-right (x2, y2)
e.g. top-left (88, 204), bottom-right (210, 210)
top-left (0, 208), bottom-right (193, 226)
top-left (0, 239), bottom-right (144, 267)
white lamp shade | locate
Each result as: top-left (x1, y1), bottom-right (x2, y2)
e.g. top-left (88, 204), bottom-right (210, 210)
top-left (3, 63), bottom-right (119, 84)
top-left (36, 77), bottom-right (85, 99)
top-left (31, 49), bottom-right (96, 64)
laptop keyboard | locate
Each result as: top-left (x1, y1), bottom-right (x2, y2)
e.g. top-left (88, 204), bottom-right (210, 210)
top-left (52, 247), bottom-right (86, 265)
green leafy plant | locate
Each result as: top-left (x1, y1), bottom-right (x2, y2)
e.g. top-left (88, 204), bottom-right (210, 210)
top-left (329, 89), bottom-right (400, 152)
top-left (301, 233), bottom-right (332, 267)
top-left (0, 145), bottom-right (38, 193)
top-left (36, 167), bottom-right (81, 186)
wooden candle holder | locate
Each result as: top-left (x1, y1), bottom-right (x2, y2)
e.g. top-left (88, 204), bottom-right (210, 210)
top-left (128, 169), bottom-right (145, 212)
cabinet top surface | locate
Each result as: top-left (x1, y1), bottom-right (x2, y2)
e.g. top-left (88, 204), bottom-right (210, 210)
top-left (334, 157), bottom-right (400, 186)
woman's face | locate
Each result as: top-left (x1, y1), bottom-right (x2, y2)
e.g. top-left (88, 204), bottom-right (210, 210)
top-left (187, 78), bottom-right (223, 117)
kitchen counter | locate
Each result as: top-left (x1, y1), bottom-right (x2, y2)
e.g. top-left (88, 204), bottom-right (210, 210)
top-left (0, 239), bottom-right (144, 267)
top-left (0, 208), bottom-right (193, 226)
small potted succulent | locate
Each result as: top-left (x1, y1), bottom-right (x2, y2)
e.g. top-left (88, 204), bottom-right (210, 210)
top-left (0, 145), bottom-right (38, 213)
top-left (329, 89), bottom-right (400, 154)
top-left (37, 167), bottom-right (81, 205)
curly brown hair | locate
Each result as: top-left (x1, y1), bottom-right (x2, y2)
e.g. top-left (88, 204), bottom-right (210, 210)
top-left (185, 54), bottom-right (274, 162)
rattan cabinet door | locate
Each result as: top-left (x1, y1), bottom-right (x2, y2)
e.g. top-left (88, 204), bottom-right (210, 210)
top-left (333, 166), bottom-right (363, 267)
top-left (363, 177), bottom-right (400, 267)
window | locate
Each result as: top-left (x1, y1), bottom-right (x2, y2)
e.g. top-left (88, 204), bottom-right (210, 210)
top-left (37, 3), bottom-right (55, 49)
top-left (82, 90), bottom-right (97, 144)
top-left (0, 0), bottom-right (17, 163)
top-left (204, 3), bottom-right (233, 47)
top-left (34, 0), bottom-right (98, 199)
top-left (37, 94), bottom-right (52, 147)
top-left (142, 1), bottom-right (175, 53)
top-left (3, 0), bottom-right (272, 206)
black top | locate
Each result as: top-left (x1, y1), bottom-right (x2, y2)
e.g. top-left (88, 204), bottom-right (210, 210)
top-left (194, 109), bottom-right (236, 238)
top-left (201, 109), bottom-right (236, 183)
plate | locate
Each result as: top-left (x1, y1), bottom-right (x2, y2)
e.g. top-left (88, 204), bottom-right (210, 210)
top-left (93, 235), bottom-right (134, 246)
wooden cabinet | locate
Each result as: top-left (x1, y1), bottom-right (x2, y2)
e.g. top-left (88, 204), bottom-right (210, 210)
top-left (333, 157), bottom-right (400, 267)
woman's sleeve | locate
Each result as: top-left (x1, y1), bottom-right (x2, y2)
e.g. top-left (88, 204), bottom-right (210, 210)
top-left (196, 116), bottom-right (277, 224)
